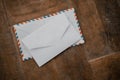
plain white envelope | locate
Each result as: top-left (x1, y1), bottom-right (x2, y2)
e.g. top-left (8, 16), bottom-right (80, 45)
top-left (22, 13), bottom-right (81, 67)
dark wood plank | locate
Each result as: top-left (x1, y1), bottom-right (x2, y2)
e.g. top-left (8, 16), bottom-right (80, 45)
top-left (90, 52), bottom-right (120, 80)
top-left (5, 0), bottom-right (70, 25)
top-left (73, 0), bottom-right (120, 59)
top-left (89, 0), bottom-right (120, 79)
top-left (94, 0), bottom-right (120, 52)
top-left (0, 0), bottom-right (25, 80)
top-left (0, 0), bottom-right (93, 80)
top-left (73, 0), bottom-right (110, 59)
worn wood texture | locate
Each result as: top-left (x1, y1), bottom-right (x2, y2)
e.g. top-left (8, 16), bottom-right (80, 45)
top-left (90, 53), bottom-right (120, 80)
top-left (0, 0), bottom-right (24, 80)
top-left (95, 0), bottom-right (120, 52)
top-left (70, 0), bottom-right (119, 60)
top-left (0, 0), bottom-right (120, 80)
top-left (89, 0), bottom-right (120, 80)
top-left (73, 0), bottom-right (108, 59)
top-left (0, 0), bottom-right (93, 80)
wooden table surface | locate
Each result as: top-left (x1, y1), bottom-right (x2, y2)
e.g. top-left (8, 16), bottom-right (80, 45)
top-left (0, 0), bottom-right (120, 80)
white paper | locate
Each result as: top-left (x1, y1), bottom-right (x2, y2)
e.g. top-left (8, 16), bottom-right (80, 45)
top-left (22, 13), bottom-right (81, 67)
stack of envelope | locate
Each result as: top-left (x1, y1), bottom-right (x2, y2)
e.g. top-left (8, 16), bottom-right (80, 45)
top-left (13, 8), bottom-right (84, 67)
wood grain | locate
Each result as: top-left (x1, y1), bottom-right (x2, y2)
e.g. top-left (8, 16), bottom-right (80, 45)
top-left (90, 0), bottom-right (120, 80)
top-left (95, 0), bottom-right (120, 51)
top-left (73, 0), bottom-right (108, 59)
top-left (0, 0), bottom-right (120, 80)
top-left (0, 0), bottom-right (93, 80)
top-left (0, 0), bottom-right (24, 80)
top-left (90, 53), bottom-right (120, 80)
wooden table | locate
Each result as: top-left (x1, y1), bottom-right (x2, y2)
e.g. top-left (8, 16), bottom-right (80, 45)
top-left (0, 0), bottom-right (120, 80)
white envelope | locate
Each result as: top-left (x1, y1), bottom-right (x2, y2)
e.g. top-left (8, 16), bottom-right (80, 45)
top-left (13, 8), bottom-right (84, 61)
top-left (13, 20), bottom-right (46, 60)
top-left (22, 13), bottom-right (81, 67)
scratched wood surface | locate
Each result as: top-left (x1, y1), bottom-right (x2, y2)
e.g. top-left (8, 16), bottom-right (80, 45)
top-left (95, 0), bottom-right (120, 52)
top-left (90, 52), bottom-right (120, 80)
top-left (0, 0), bottom-right (93, 80)
top-left (90, 0), bottom-right (120, 80)
top-left (0, 0), bottom-right (120, 80)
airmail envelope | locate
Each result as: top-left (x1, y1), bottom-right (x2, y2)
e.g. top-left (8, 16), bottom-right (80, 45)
top-left (22, 13), bottom-right (82, 67)
top-left (13, 8), bottom-right (84, 62)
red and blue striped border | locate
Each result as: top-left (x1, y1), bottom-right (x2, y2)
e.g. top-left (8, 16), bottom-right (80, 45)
top-left (13, 7), bottom-right (84, 61)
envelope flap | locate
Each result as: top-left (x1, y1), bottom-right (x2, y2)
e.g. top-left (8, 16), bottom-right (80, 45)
top-left (22, 13), bottom-right (70, 50)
